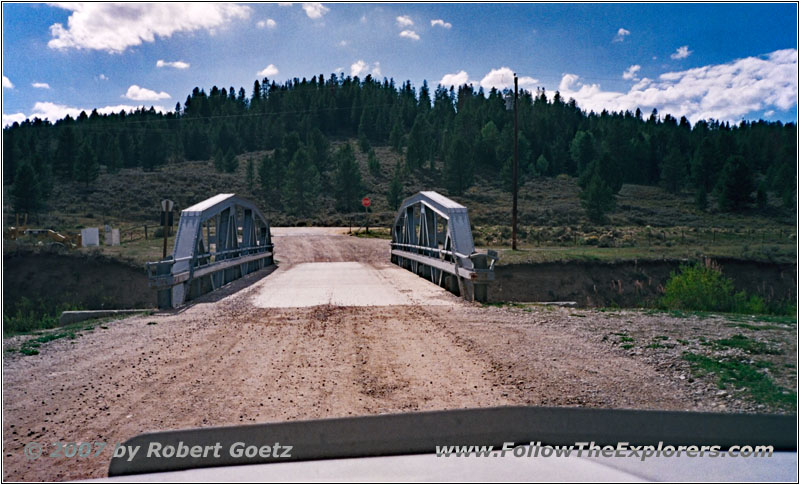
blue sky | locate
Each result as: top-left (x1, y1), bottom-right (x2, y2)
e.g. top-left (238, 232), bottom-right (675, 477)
top-left (2, 2), bottom-right (797, 126)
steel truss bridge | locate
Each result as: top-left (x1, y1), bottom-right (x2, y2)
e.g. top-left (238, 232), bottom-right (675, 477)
top-left (390, 191), bottom-right (497, 302)
top-left (147, 191), bottom-right (495, 308)
top-left (146, 194), bottom-right (274, 308)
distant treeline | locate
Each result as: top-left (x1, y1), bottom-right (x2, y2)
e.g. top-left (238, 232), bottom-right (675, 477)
top-left (4, 73), bottom-right (796, 220)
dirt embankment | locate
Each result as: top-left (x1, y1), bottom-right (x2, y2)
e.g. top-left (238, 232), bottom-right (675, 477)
top-left (3, 249), bottom-right (154, 313)
top-left (490, 258), bottom-right (797, 307)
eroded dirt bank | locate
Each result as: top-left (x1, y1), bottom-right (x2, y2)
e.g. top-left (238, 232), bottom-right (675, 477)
top-left (490, 258), bottom-right (797, 307)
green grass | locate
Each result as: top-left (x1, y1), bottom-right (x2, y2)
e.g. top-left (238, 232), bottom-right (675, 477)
top-left (713, 334), bottom-right (782, 355)
top-left (682, 352), bottom-right (795, 409)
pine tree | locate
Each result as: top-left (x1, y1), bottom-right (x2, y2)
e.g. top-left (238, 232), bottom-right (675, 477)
top-left (389, 119), bottom-right (404, 153)
top-left (580, 169), bottom-right (615, 223)
top-left (535, 154), bottom-right (549, 176)
top-left (11, 163), bottom-right (42, 216)
top-left (333, 143), bottom-right (363, 211)
top-left (74, 143), bottom-right (99, 187)
top-left (285, 147), bottom-right (320, 215)
top-left (387, 163), bottom-right (403, 210)
top-left (213, 149), bottom-right (225, 172)
top-left (716, 155), bottom-right (754, 212)
top-left (569, 130), bottom-right (595, 175)
top-left (367, 150), bottom-right (380, 177)
top-left (224, 148), bottom-right (238, 173)
top-left (54, 127), bottom-right (77, 178)
top-left (443, 132), bottom-right (474, 195)
top-left (660, 146), bottom-right (686, 194)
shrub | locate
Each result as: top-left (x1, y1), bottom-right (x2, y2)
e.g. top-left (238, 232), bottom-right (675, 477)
top-left (660, 262), bottom-right (736, 312)
top-left (661, 262), bottom-right (791, 315)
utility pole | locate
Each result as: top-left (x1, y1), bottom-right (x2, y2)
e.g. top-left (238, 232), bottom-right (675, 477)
top-left (512, 74), bottom-right (519, 250)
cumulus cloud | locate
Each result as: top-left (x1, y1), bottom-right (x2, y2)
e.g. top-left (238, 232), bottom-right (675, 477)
top-left (430, 19), bottom-right (452, 29)
top-left (338, 40), bottom-right (349, 47)
top-left (764, 110), bottom-right (775, 117)
top-left (396, 15), bottom-right (413, 27)
top-left (302, 3), bottom-right (329, 19)
top-left (351, 60), bottom-right (368, 77)
top-left (47, 3), bottom-right (251, 53)
top-left (97, 73), bottom-right (108, 80)
top-left (553, 49), bottom-right (797, 123)
top-left (399, 30), bottom-right (420, 41)
top-left (156, 59), bottom-right (190, 69)
top-left (439, 70), bottom-right (471, 87)
top-left (257, 18), bottom-right (277, 29)
top-left (3, 101), bottom-right (168, 127)
top-left (31, 82), bottom-right (51, 89)
top-left (257, 64), bottom-right (279, 77)
top-left (480, 67), bottom-right (537, 90)
top-left (622, 65), bottom-right (641, 80)
top-left (3, 76), bottom-right (14, 88)
top-left (613, 28), bottom-right (630, 42)
top-left (123, 85), bottom-right (171, 101)
top-left (350, 60), bottom-right (380, 78)
top-left (670, 45), bottom-right (692, 60)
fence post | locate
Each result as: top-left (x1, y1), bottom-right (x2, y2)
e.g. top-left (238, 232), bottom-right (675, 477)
top-left (144, 225), bottom-right (148, 240)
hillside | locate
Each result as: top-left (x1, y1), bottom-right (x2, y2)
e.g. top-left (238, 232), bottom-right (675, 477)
top-left (4, 139), bottom-right (795, 266)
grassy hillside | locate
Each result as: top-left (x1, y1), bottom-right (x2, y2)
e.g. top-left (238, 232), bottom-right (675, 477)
top-left (4, 139), bottom-right (796, 264)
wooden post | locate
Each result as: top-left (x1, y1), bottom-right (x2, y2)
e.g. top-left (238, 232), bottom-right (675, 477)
top-left (144, 225), bottom-right (148, 240)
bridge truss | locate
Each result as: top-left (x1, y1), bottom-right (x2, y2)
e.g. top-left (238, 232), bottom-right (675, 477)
top-left (146, 194), bottom-right (274, 308)
top-left (391, 191), bottom-right (497, 302)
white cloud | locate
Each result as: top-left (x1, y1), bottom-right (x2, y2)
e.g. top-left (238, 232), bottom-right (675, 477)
top-left (31, 82), bottom-right (51, 89)
top-left (257, 18), bottom-right (277, 29)
top-left (479, 67), bottom-right (538, 90)
top-left (302, 3), bottom-right (329, 19)
top-left (430, 19), bottom-right (452, 29)
top-left (622, 65), bottom-right (641, 80)
top-left (257, 64), bottom-right (279, 77)
top-left (3, 101), bottom-right (168, 127)
top-left (360, 14), bottom-right (367, 23)
top-left (338, 40), bottom-right (349, 47)
top-left (371, 62), bottom-right (382, 77)
top-left (156, 59), bottom-right (190, 69)
top-left (351, 60), bottom-right (368, 77)
top-left (3, 76), bottom-right (14, 88)
top-left (764, 110), bottom-right (775, 117)
top-left (277, 3), bottom-right (292, 6)
top-left (613, 28), bottom-right (630, 42)
top-left (553, 49), bottom-right (797, 123)
top-left (97, 73), bottom-right (108, 80)
top-left (47, 3), bottom-right (251, 53)
top-left (399, 30), bottom-right (420, 41)
top-left (396, 15), bottom-right (413, 27)
top-left (670, 45), bottom-right (692, 60)
top-left (123, 85), bottom-right (171, 101)
top-left (439, 70), bottom-right (471, 87)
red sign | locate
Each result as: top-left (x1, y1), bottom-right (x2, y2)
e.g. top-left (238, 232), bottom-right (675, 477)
top-left (362, 197), bottom-right (371, 208)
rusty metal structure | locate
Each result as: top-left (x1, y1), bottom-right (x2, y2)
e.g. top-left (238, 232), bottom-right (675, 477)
top-left (390, 191), bottom-right (497, 302)
top-left (146, 194), bottom-right (274, 308)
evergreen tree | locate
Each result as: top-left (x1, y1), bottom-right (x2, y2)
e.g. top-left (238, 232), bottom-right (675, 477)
top-left (224, 148), bottom-right (238, 173)
top-left (443, 132), bottom-right (474, 195)
top-left (106, 137), bottom-right (123, 174)
top-left (716, 155), bottom-right (754, 212)
top-left (660, 146), bottom-right (686, 193)
top-left (54, 127), bottom-right (77, 178)
top-left (213, 149), bottom-right (225, 172)
top-left (11, 163), bottom-right (42, 216)
top-left (389, 119), bottom-right (404, 153)
top-left (535, 154), bottom-right (549, 176)
top-left (580, 169), bottom-right (615, 223)
top-left (74, 143), bottom-right (99, 187)
top-left (387, 163), bottom-right (403, 210)
top-left (367, 150), bottom-right (381, 177)
top-left (333, 143), bottom-right (363, 211)
top-left (285, 147), bottom-right (320, 215)
top-left (569, 130), bottom-right (595, 175)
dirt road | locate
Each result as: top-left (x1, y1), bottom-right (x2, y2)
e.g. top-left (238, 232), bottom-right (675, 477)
top-left (2, 228), bottom-right (778, 481)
